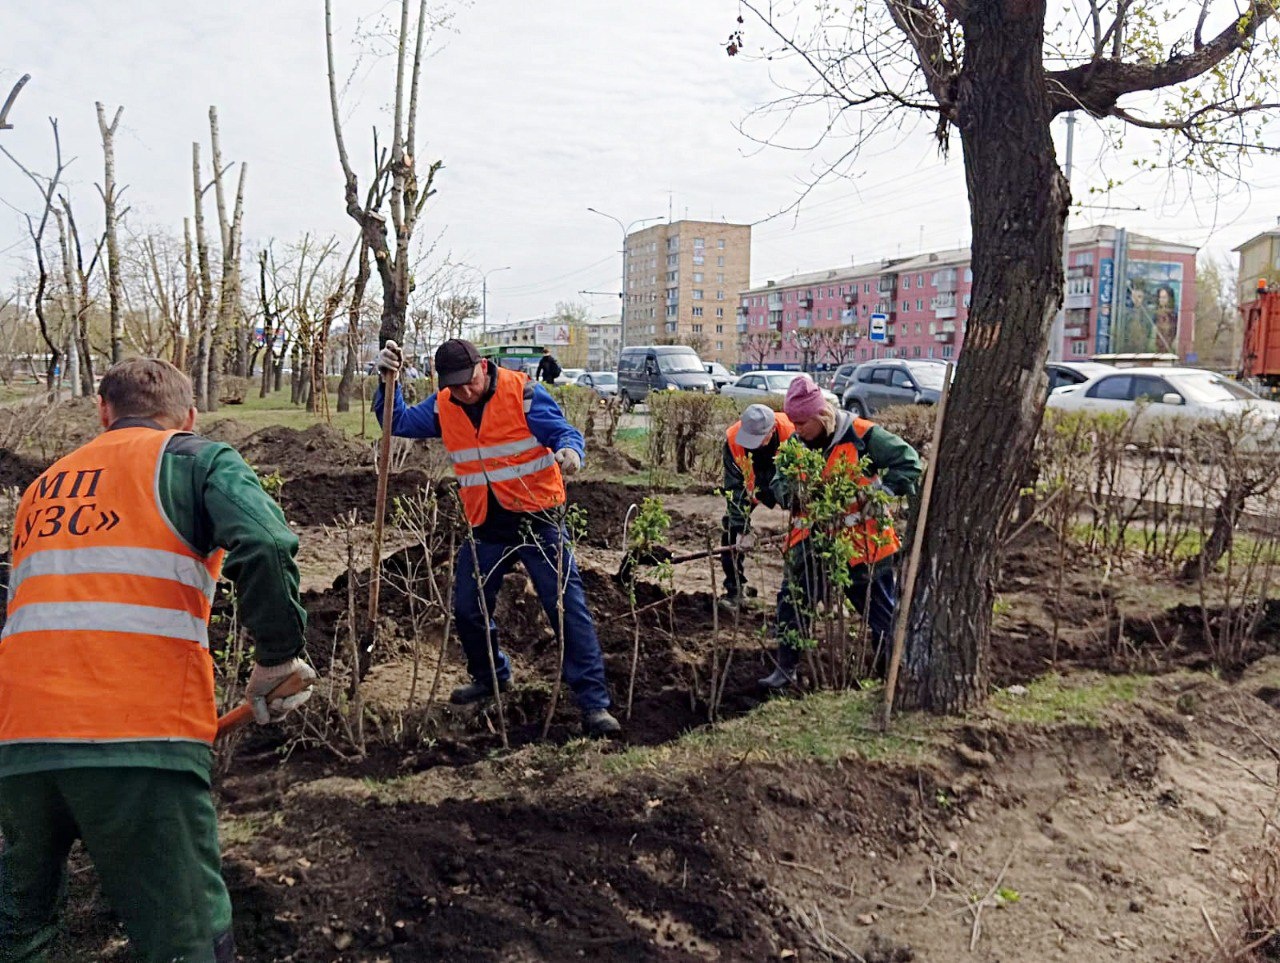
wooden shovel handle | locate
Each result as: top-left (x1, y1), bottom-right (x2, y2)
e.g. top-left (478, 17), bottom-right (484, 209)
top-left (216, 669), bottom-right (314, 738)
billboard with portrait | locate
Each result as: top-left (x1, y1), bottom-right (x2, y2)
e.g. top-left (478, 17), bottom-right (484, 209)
top-left (1111, 260), bottom-right (1183, 354)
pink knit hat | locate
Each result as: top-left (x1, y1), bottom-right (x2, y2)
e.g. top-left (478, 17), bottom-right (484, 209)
top-left (783, 375), bottom-right (827, 423)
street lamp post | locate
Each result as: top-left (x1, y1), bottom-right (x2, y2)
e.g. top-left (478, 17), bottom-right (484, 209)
top-left (587, 208), bottom-right (663, 347)
top-left (456, 264), bottom-right (511, 341)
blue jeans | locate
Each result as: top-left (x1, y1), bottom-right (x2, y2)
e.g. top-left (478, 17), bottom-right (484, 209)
top-left (454, 526), bottom-right (611, 711)
top-left (774, 548), bottom-right (898, 675)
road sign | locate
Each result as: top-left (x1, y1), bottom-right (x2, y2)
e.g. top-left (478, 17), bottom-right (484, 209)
top-left (869, 313), bottom-right (888, 343)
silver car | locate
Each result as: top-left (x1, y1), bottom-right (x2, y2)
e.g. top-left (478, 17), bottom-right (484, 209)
top-left (721, 371), bottom-right (839, 407)
top-left (575, 370), bottom-right (618, 399)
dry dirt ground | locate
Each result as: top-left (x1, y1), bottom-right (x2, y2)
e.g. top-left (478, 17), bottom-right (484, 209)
top-left (2, 419), bottom-right (1279, 961)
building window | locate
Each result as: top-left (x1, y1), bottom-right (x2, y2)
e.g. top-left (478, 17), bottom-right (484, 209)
top-left (716, 340), bottom-right (724, 350)
top-left (917, 274), bottom-right (923, 286)
top-left (912, 346), bottom-right (921, 357)
top-left (715, 324), bottom-right (723, 333)
top-left (716, 274), bottom-right (724, 284)
top-left (717, 256), bottom-right (725, 266)
top-left (694, 237), bottom-right (705, 248)
top-left (964, 268), bottom-right (973, 282)
top-left (915, 322), bottom-right (922, 334)
top-left (716, 307), bottom-right (724, 317)
top-left (826, 308), bottom-right (833, 320)
top-left (716, 291), bottom-right (724, 300)
top-left (667, 271), bottom-right (678, 283)
top-left (901, 301), bottom-right (909, 312)
top-left (1076, 252), bottom-right (1094, 266)
top-left (928, 347), bottom-right (936, 358)
top-left (917, 299), bottom-right (923, 310)
top-left (693, 272), bottom-right (704, 283)
top-left (717, 239), bottom-right (726, 249)
top-left (692, 323), bottom-right (703, 332)
top-left (942, 345), bottom-right (954, 358)
top-left (903, 277), bottom-right (911, 289)
top-left (692, 308), bottom-right (703, 318)
top-left (864, 282), bottom-right (871, 293)
top-left (1071, 341), bottom-right (1089, 356)
top-left (692, 289), bottom-right (704, 300)
top-left (963, 294), bottom-right (971, 308)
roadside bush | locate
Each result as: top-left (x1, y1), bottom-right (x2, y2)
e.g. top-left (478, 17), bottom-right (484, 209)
top-left (549, 384), bottom-right (600, 439)
top-left (218, 376), bottom-right (250, 405)
top-left (647, 391), bottom-right (738, 480)
top-left (874, 404), bottom-right (938, 454)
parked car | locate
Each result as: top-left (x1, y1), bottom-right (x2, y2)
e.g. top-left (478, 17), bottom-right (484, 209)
top-left (721, 370), bottom-right (839, 408)
top-left (841, 360), bottom-right (949, 416)
top-left (616, 345), bottom-right (714, 408)
top-left (830, 363), bottom-right (859, 397)
top-left (1046, 367), bottom-right (1280, 447)
top-left (703, 361), bottom-right (736, 392)
top-left (1045, 360), bottom-right (1115, 394)
top-left (575, 370), bottom-right (618, 399)
top-left (554, 367), bottom-right (585, 386)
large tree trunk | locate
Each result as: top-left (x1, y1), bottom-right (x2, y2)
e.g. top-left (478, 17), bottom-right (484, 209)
top-left (895, 0), bottom-right (1068, 713)
top-left (96, 103), bottom-right (125, 365)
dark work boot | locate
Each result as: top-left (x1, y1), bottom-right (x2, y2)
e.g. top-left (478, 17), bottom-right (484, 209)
top-left (450, 678), bottom-right (511, 705)
top-left (757, 667), bottom-right (795, 691)
top-left (583, 708), bottom-right (623, 738)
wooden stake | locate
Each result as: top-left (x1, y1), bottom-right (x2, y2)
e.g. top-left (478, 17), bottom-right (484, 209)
top-left (881, 361), bottom-right (953, 728)
top-left (366, 369), bottom-right (398, 635)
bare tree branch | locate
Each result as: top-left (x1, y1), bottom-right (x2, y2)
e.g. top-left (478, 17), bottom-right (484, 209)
top-left (0, 75), bottom-right (31, 131)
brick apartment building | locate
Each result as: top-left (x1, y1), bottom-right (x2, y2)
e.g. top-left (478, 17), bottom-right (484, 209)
top-left (623, 219), bottom-right (751, 368)
top-left (737, 226), bottom-right (1197, 370)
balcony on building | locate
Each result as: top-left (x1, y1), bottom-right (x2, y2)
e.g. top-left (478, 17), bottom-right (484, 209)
top-left (877, 274), bottom-right (898, 294)
top-left (666, 294), bottom-right (679, 307)
top-left (874, 303), bottom-right (897, 321)
top-left (798, 296), bottom-right (813, 310)
top-left (737, 320), bottom-right (749, 334)
top-left (767, 293), bottom-right (784, 311)
top-left (934, 269), bottom-right (958, 293)
top-left (737, 305), bottom-right (750, 318)
top-left (1064, 289), bottom-right (1093, 310)
top-left (932, 293), bottom-right (958, 320)
top-left (768, 310), bottom-right (783, 327)
top-left (934, 322), bottom-right (957, 343)
top-left (844, 290), bottom-right (859, 306)
top-left (664, 321), bottom-right (678, 334)
top-left (840, 308), bottom-right (858, 326)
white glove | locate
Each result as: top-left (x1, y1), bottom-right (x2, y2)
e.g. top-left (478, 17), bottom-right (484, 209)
top-left (554, 448), bottom-right (582, 476)
top-left (736, 531), bottom-right (756, 550)
top-left (245, 658), bottom-right (318, 725)
top-left (376, 340), bottom-right (403, 374)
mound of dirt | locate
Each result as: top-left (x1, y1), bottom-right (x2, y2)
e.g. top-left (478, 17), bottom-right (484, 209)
top-left (239, 424), bottom-right (374, 473)
top-left (0, 449), bottom-right (45, 491)
top-left (278, 469), bottom-right (443, 528)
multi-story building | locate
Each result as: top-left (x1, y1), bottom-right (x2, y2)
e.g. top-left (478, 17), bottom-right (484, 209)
top-left (482, 314), bottom-right (620, 370)
top-left (622, 219), bottom-right (751, 367)
top-left (1234, 219), bottom-right (1280, 305)
top-left (737, 226), bottom-right (1197, 369)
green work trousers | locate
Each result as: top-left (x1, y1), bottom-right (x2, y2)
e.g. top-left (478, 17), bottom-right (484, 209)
top-left (0, 767), bottom-right (233, 963)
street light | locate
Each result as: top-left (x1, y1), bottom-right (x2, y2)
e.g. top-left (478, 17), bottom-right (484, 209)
top-left (456, 263), bottom-right (511, 340)
top-left (587, 207), bottom-right (664, 347)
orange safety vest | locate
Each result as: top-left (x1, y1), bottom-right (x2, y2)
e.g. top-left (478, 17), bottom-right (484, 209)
top-left (784, 418), bottom-right (901, 569)
top-left (726, 413), bottom-right (796, 501)
top-left (437, 366), bottom-right (567, 527)
top-left (0, 427), bottom-right (225, 746)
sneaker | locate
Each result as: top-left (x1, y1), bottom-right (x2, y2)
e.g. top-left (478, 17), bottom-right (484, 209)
top-left (757, 667), bottom-right (795, 691)
top-left (718, 592), bottom-right (745, 613)
top-left (450, 678), bottom-right (511, 705)
top-left (583, 708), bottom-right (623, 738)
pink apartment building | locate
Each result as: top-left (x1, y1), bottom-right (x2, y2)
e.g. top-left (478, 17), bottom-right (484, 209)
top-left (736, 226), bottom-right (1197, 370)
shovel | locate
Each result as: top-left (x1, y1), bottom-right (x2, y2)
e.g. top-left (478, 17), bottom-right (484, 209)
top-left (612, 534), bottom-right (783, 585)
top-left (216, 669), bottom-right (316, 738)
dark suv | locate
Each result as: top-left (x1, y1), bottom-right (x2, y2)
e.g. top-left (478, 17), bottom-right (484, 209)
top-left (830, 363), bottom-right (859, 397)
top-left (841, 359), bottom-right (949, 416)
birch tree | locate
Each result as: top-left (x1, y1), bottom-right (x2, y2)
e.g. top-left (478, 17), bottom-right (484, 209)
top-left (96, 102), bottom-right (126, 365)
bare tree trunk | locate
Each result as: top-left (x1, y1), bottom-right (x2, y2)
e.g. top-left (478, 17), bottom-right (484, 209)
top-left (96, 102), bottom-right (125, 365)
top-left (206, 108), bottom-right (248, 412)
top-left (191, 143), bottom-right (215, 410)
top-left (337, 242), bottom-right (369, 412)
top-left (896, 0), bottom-right (1068, 713)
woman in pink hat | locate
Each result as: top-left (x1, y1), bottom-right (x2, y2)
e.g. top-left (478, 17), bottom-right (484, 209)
top-left (758, 376), bottom-right (923, 690)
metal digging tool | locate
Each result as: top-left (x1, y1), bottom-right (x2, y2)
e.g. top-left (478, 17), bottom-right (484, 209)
top-left (613, 535), bottom-right (783, 585)
top-left (216, 669), bottom-right (315, 737)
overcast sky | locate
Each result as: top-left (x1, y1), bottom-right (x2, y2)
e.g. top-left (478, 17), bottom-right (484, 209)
top-left (2, 0), bottom-right (1278, 327)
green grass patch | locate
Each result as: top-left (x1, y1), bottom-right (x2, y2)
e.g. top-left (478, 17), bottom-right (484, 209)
top-left (990, 673), bottom-right (1148, 726)
top-left (604, 687), bottom-right (934, 775)
top-left (206, 390), bottom-right (372, 438)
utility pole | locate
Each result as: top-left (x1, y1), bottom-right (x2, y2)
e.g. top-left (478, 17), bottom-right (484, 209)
top-left (587, 208), bottom-right (663, 349)
top-left (1049, 112), bottom-right (1076, 363)
top-left (460, 264), bottom-right (509, 341)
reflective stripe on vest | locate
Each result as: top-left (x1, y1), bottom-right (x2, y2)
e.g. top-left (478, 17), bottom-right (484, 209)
top-left (784, 421), bottom-right (901, 568)
top-left (0, 427), bottom-right (224, 746)
top-left (437, 366), bottom-right (567, 526)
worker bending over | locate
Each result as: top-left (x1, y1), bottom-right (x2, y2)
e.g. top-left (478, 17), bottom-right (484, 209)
top-left (760, 376), bottom-right (922, 690)
top-left (719, 403), bottom-right (795, 610)
top-left (0, 358), bottom-right (312, 962)
top-left (375, 338), bottom-right (621, 738)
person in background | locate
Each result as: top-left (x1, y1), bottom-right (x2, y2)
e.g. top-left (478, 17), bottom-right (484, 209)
top-left (0, 358), bottom-right (312, 963)
top-left (760, 376), bottom-right (922, 690)
top-left (719, 403), bottom-right (795, 610)
top-left (374, 338), bottom-right (621, 738)
top-left (535, 347), bottom-right (562, 385)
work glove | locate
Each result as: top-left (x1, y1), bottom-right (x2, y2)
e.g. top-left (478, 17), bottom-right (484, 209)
top-left (376, 340), bottom-right (403, 375)
top-left (245, 658), bottom-right (318, 725)
top-left (554, 448), bottom-right (582, 477)
top-left (736, 530), bottom-right (756, 551)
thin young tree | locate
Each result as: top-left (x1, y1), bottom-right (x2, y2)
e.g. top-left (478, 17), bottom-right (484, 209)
top-left (95, 102), bottom-right (126, 365)
top-left (732, 0), bottom-right (1280, 712)
top-left (207, 106), bottom-right (247, 405)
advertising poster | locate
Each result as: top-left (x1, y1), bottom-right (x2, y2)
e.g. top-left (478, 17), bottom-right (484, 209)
top-left (1113, 260), bottom-right (1183, 354)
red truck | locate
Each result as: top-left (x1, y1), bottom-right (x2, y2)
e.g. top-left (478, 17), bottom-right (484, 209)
top-left (1240, 278), bottom-right (1280, 392)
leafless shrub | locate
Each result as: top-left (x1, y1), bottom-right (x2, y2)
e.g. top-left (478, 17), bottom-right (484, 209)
top-left (648, 392), bottom-right (738, 482)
